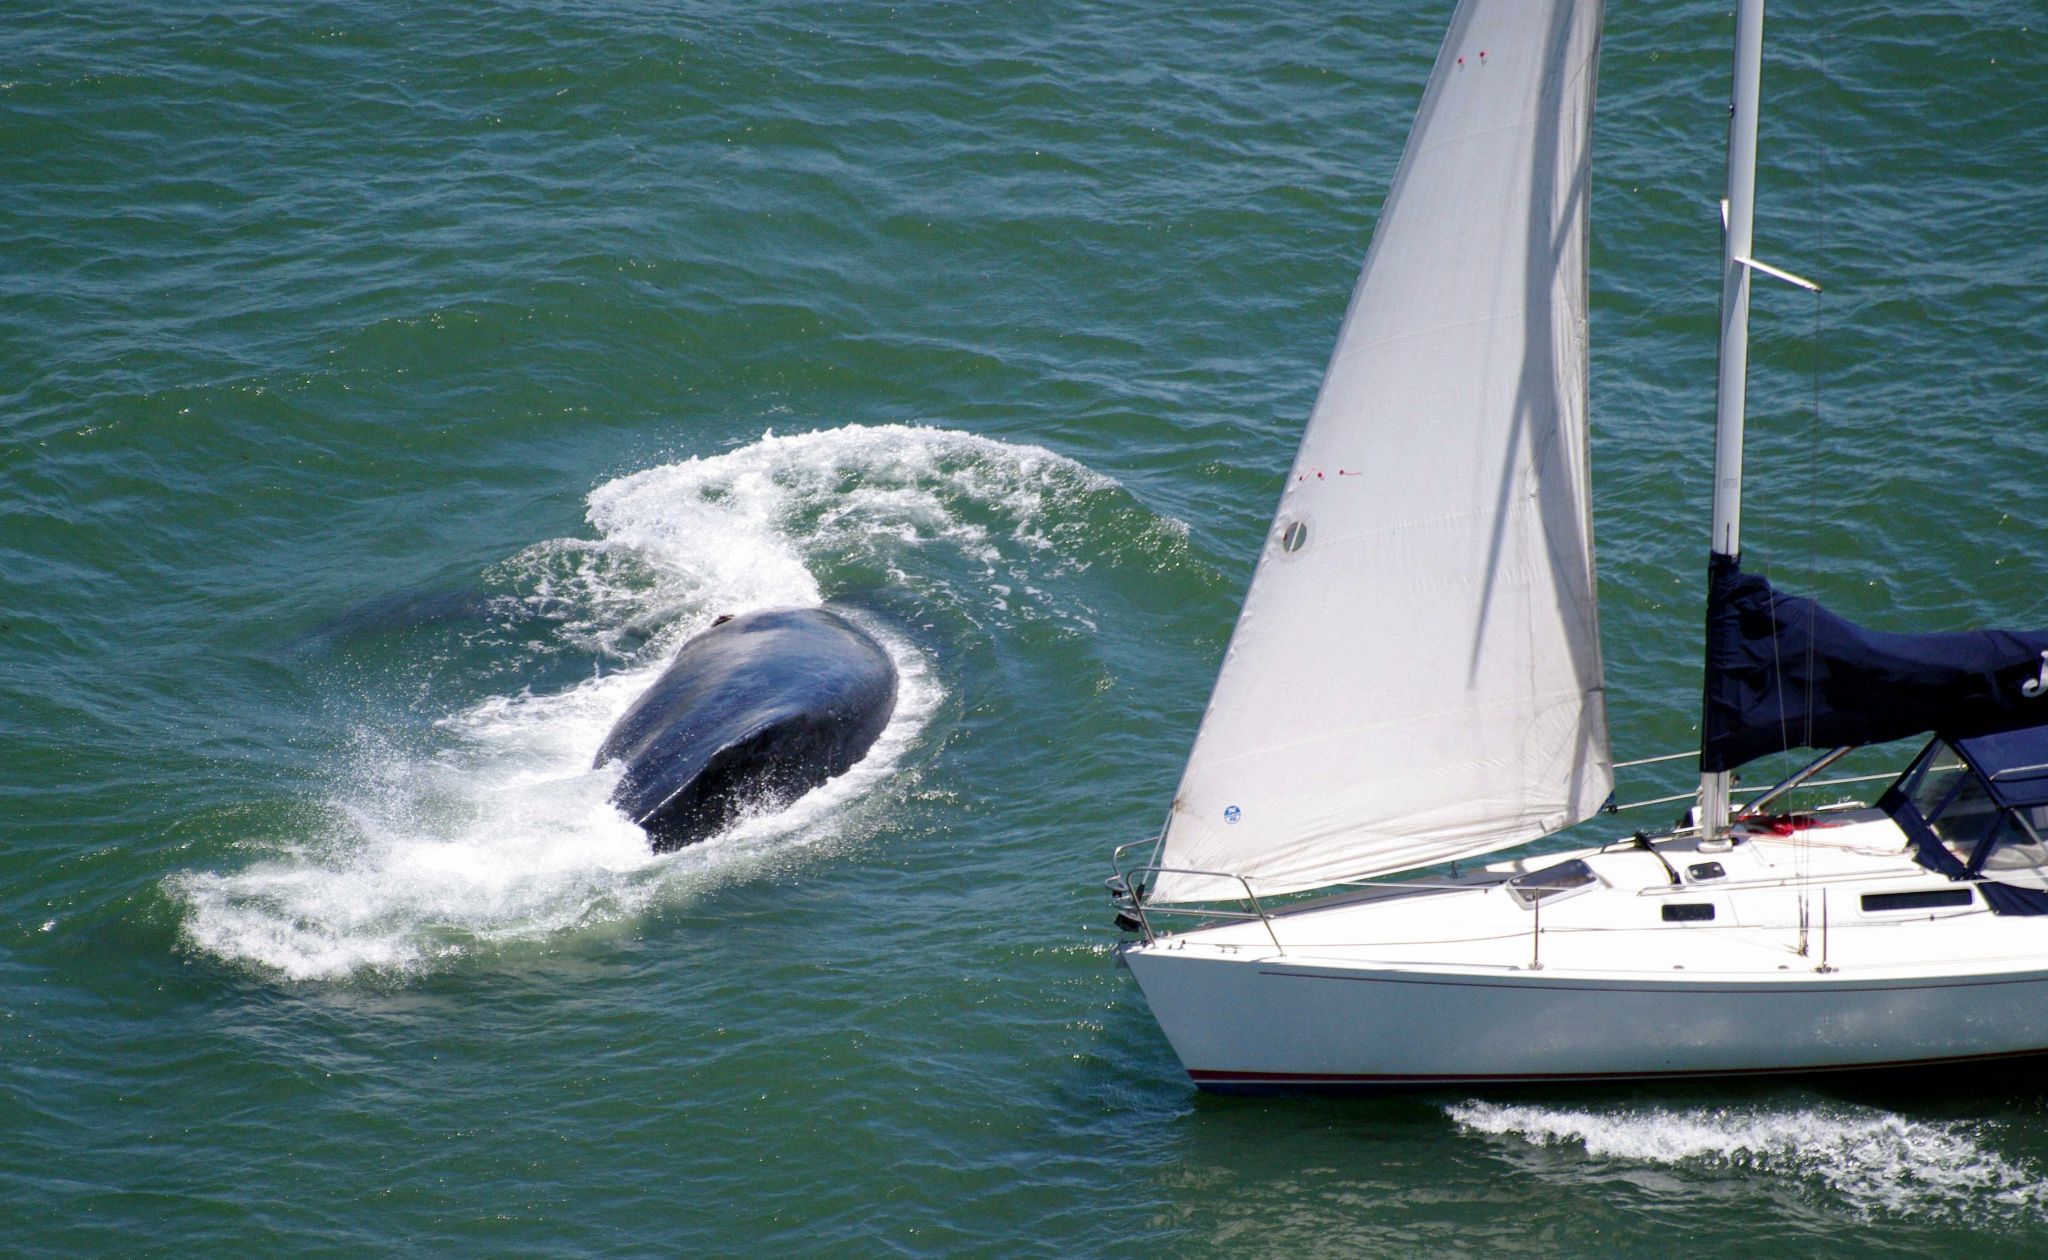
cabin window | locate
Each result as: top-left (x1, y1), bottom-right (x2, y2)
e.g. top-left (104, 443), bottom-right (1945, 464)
top-left (1862, 888), bottom-right (1974, 913)
top-left (1926, 771), bottom-right (2002, 868)
top-left (1507, 859), bottom-right (1597, 908)
top-left (1661, 903), bottom-right (1714, 922)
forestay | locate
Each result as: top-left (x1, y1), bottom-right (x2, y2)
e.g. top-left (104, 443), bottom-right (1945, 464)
top-left (1151, 0), bottom-right (1611, 903)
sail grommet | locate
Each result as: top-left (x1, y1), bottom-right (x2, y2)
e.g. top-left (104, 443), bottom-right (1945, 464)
top-left (1277, 519), bottom-right (1309, 555)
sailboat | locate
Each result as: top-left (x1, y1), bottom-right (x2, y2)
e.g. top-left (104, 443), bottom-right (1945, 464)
top-left (1111, 0), bottom-right (2048, 1089)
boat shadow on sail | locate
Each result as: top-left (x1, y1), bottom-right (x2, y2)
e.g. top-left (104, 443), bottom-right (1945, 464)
top-left (1475, 0), bottom-right (1606, 825)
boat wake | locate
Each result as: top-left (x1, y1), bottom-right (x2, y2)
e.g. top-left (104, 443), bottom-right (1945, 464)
top-left (172, 424), bottom-right (1149, 980)
top-left (1447, 1098), bottom-right (2048, 1224)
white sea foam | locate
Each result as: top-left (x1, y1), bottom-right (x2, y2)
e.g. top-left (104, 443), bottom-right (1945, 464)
top-left (1447, 1099), bottom-right (2048, 1222)
top-left (174, 424), bottom-right (1115, 980)
top-left (572, 423), bottom-right (1118, 652)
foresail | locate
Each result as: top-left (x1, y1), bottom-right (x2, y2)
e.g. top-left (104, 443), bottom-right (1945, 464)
top-left (1151, 0), bottom-right (1611, 904)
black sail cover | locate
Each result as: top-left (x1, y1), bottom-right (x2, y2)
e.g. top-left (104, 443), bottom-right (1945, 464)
top-left (1700, 555), bottom-right (2048, 773)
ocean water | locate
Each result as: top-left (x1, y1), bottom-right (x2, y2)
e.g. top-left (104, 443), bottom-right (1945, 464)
top-left (4, 1), bottom-right (2046, 1254)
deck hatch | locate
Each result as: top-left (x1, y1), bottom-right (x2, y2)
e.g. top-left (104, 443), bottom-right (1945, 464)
top-left (1507, 859), bottom-right (1597, 909)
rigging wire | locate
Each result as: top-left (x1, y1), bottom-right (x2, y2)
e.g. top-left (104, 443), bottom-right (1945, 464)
top-left (1803, 25), bottom-right (1829, 770)
top-left (1788, 25), bottom-right (1833, 946)
top-left (1614, 750), bottom-right (1697, 768)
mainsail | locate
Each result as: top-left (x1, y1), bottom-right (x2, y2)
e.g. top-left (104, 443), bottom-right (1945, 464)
top-left (1700, 555), bottom-right (2048, 773)
top-left (1150, 0), bottom-right (1611, 903)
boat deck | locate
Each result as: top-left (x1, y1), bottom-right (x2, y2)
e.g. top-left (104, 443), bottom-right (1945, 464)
top-left (1142, 813), bottom-right (2048, 983)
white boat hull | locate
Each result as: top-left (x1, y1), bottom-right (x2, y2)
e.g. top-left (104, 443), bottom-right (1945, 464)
top-left (1126, 947), bottom-right (2048, 1089)
top-left (1122, 820), bottom-right (2048, 1089)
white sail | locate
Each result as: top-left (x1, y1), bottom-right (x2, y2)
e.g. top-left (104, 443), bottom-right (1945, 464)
top-left (1150, 0), bottom-right (1611, 904)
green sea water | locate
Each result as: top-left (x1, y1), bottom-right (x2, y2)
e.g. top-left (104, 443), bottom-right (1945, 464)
top-left (5, 1), bottom-right (2047, 1254)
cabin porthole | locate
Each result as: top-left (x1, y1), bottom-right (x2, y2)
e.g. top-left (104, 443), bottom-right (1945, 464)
top-left (1279, 520), bottom-right (1309, 554)
top-left (1861, 888), bottom-right (1974, 914)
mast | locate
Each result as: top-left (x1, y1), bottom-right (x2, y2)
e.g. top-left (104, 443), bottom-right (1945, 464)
top-left (1699, 0), bottom-right (1766, 836)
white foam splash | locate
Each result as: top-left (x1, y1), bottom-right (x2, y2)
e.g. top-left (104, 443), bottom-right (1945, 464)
top-left (1448, 1099), bottom-right (2048, 1222)
top-left (569, 423), bottom-right (1118, 654)
top-left (174, 424), bottom-right (1116, 980)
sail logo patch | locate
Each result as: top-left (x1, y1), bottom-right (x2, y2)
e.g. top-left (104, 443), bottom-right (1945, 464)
top-left (1223, 805), bottom-right (1242, 825)
top-left (2025, 651), bottom-right (2048, 699)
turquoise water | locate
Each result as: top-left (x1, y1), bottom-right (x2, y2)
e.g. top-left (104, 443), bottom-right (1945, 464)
top-left (5, 1), bottom-right (2047, 1253)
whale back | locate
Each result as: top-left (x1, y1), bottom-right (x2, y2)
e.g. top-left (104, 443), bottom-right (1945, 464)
top-left (595, 607), bottom-right (898, 850)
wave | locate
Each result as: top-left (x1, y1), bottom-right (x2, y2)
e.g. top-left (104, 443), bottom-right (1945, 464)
top-left (1448, 1098), bottom-right (2048, 1224)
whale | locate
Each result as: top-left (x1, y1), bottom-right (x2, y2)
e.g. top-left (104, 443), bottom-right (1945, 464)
top-left (593, 606), bottom-right (899, 851)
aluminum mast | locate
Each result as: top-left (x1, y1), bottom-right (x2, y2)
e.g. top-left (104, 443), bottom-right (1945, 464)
top-left (1699, 0), bottom-right (1765, 836)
